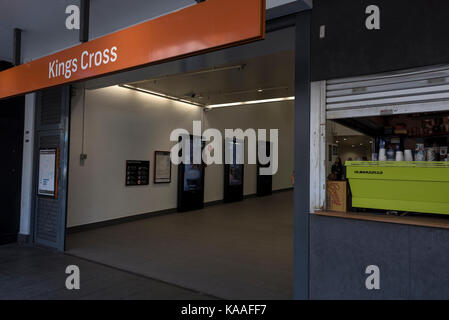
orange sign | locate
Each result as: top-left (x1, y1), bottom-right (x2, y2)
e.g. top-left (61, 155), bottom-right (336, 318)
top-left (0, 0), bottom-right (265, 100)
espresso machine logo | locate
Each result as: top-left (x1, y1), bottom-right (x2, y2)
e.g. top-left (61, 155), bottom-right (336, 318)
top-left (354, 170), bottom-right (384, 175)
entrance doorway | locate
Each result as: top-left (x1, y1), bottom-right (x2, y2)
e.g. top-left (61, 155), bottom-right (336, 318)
top-left (65, 27), bottom-right (295, 299)
top-left (0, 92), bottom-right (24, 245)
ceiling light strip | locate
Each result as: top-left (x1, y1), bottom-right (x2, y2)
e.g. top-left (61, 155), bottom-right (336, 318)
top-left (119, 84), bottom-right (205, 107)
top-left (207, 96), bottom-right (295, 109)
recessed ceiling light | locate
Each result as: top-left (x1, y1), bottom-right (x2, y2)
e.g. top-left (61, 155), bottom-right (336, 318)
top-left (257, 89), bottom-right (264, 93)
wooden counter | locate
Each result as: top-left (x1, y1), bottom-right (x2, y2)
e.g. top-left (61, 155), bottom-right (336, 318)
top-left (315, 210), bottom-right (449, 230)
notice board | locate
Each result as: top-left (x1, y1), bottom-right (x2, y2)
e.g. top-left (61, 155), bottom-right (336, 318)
top-left (38, 149), bottom-right (59, 198)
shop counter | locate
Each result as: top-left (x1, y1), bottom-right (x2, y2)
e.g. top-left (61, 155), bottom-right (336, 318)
top-left (345, 161), bottom-right (449, 215)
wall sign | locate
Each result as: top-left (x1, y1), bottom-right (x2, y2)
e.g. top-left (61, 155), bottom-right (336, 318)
top-left (126, 160), bottom-right (150, 186)
top-left (0, 0), bottom-right (265, 100)
top-left (154, 151), bottom-right (172, 184)
top-left (38, 149), bottom-right (59, 198)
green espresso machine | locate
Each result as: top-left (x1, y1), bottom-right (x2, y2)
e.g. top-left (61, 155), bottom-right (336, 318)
top-left (345, 161), bottom-right (449, 215)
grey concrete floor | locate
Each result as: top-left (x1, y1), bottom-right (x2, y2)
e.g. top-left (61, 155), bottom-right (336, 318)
top-left (0, 244), bottom-right (215, 300)
top-left (67, 191), bottom-right (294, 300)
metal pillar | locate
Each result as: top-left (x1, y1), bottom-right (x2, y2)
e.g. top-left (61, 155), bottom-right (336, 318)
top-left (293, 10), bottom-right (311, 300)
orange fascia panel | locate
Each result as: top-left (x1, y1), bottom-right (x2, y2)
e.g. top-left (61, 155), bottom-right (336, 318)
top-left (0, 0), bottom-right (265, 99)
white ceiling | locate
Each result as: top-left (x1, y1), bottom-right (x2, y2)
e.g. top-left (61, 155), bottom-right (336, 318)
top-left (0, 0), bottom-right (302, 63)
top-left (328, 122), bottom-right (373, 149)
top-left (0, 0), bottom-right (195, 61)
top-left (267, 0), bottom-right (297, 8)
top-left (128, 51), bottom-right (294, 106)
top-left (102, 26), bottom-right (296, 107)
top-left (0, 0), bottom-right (81, 61)
top-left (82, 25), bottom-right (295, 94)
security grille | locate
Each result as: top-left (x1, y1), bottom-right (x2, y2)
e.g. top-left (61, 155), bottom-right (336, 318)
top-left (326, 65), bottom-right (449, 119)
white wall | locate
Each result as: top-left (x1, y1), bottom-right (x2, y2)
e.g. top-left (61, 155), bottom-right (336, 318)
top-left (68, 87), bottom-right (294, 227)
top-left (203, 102), bottom-right (295, 202)
top-left (67, 85), bottom-right (202, 227)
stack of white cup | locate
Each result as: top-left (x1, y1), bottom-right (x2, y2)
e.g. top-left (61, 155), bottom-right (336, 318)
top-left (396, 151), bottom-right (404, 161)
top-left (404, 150), bottom-right (413, 161)
top-left (379, 148), bottom-right (387, 161)
top-left (427, 148), bottom-right (436, 161)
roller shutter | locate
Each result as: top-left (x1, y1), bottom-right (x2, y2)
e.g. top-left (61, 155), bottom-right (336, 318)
top-left (326, 65), bottom-right (449, 119)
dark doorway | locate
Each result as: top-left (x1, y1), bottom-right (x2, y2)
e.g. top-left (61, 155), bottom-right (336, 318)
top-left (0, 62), bottom-right (25, 245)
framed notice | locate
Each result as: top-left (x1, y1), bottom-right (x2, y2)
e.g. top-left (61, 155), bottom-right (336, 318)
top-left (154, 151), bottom-right (171, 184)
top-left (38, 148), bottom-right (59, 198)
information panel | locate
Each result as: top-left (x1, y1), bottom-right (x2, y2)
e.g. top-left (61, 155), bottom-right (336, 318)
top-left (38, 149), bottom-right (58, 198)
top-left (126, 160), bottom-right (150, 186)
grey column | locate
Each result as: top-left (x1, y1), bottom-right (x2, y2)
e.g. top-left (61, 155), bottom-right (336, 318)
top-left (19, 93), bottom-right (36, 238)
top-left (293, 10), bottom-right (311, 300)
top-left (32, 86), bottom-right (71, 251)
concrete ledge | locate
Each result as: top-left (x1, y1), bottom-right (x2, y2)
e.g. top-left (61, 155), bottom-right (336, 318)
top-left (315, 210), bottom-right (449, 230)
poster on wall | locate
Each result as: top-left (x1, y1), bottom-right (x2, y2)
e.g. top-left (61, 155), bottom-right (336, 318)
top-left (38, 149), bottom-right (58, 198)
top-left (154, 151), bottom-right (171, 184)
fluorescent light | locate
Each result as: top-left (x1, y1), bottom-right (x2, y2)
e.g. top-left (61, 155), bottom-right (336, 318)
top-left (119, 84), bottom-right (204, 107)
top-left (207, 96), bottom-right (295, 109)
